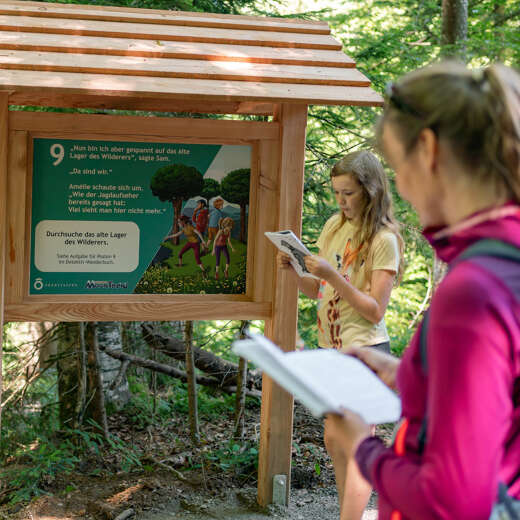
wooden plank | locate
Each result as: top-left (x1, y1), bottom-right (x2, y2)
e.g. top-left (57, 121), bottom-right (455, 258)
top-left (4, 301), bottom-right (272, 321)
top-left (258, 104), bottom-right (307, 506)
top-left (0, 31), bottom-right (355, 68)
top-left (245, 141), bottom-right (260, 299)
top-left (9, 111), bottom-right (280, 141)
top-left (5, 130), bottom-right (26, 305)
top-left (5, 92), bottom-right (275, 115)
top-left (0, 50), bottom-right (370, 87)
top-left (0, 1), bottom-right (330, 35)
top-left (0, 91), bottom-right (8, 436)
top-left (1, 70), bottom-right (385, 106)
top-left (0, 15), bottom-right (342, 50)
top-left (252, 139), bottom-right (278, 302)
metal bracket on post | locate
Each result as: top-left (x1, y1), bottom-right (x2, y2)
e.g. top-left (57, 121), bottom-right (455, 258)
top-left (272, 474), bottom-right (287, 506)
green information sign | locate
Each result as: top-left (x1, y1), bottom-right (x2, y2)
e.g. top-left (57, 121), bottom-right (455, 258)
top-left (30, 138), bottom-right (251, 295)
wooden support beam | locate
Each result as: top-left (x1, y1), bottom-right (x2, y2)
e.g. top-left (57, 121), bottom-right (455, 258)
top-left (7, 93), bottom-right (276, 115)
top-left (0, 91), bottom-right (9, 436)
top-left (258, 103), bottom-right (307, 506)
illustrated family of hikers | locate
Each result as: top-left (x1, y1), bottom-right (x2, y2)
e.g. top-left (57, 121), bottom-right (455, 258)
top-left (164, 196), bottom-right (235, 279)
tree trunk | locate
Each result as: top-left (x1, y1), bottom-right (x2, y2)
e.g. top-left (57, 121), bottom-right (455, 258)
top-left (57, 322), bottom-right (81, 429)
top-left (100, 346), bottom-right (262, 397)
top-left (75, 322), bottom-right (88, 428)
top-left (122, 321), bottom-right (146, 377)
top-left (184, 321), bottom-right (200, 445)
top-left (172, 198), bottom-right (183, 246)
top-left (38, 322), bottom-right (58, 371)
top-left (441, 0), bottom-right (468, 59)
top-left (234, 320), bottom-right (250, 439)
top-left (97, 322), bottom-right (130, 410)
top-left (493, 0), bottom-right (505, 61)
top-left (84, 322), bottom-right (108, 438)
top-left (141, 323), bottom-right (261, 390)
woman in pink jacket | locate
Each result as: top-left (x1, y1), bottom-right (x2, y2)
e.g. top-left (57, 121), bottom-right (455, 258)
top-left (327, 62), bottom-right (520, 519)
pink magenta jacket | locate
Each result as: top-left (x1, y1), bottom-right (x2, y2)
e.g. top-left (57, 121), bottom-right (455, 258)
top-left (355, 204), bottom-right (520, 520)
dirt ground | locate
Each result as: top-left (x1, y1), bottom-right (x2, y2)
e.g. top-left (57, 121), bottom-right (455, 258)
top-left (1, 403), bottom-right (387, 520)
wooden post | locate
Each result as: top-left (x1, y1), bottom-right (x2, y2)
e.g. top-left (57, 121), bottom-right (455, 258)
top-left (0, 92), bottom-right (8, 439)
top-left (258, 103), bottom-right (308, 506)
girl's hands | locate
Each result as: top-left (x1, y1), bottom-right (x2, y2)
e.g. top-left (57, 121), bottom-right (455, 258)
top-left (277, 251), bottom-right (294, 271)
top-left (342, 347), bottom-right (400, 391)
top-left (325, 409), bottom-right (371, 458)
top-left (304, 255), bottom-right (335, 281)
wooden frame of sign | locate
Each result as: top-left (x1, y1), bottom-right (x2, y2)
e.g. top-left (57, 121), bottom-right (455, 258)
top-left (5, 110), bottom-right (284, 322)
top-left (0, 0), bottom-right (383, 508)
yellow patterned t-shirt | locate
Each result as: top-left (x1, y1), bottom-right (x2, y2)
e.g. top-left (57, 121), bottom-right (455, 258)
top-left (316, 214), bottom-right (399, 349)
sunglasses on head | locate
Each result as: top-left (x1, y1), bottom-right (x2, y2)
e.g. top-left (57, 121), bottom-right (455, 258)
top-left (385, 82), bottom-right (424, 118)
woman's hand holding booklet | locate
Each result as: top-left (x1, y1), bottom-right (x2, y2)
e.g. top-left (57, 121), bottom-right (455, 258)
top-left (232, 334), bottom-right (401, 424)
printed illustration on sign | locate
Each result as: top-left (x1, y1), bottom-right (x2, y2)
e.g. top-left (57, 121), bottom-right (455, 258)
top-left (30, 139), bottom-right (251, 295)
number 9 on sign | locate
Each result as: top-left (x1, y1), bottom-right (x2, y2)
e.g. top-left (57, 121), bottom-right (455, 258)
top-left (50, 143), bottom-right (64, 166)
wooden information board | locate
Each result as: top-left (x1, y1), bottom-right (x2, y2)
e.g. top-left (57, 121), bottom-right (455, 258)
top-left (4, 111), bottom-right (281, 322)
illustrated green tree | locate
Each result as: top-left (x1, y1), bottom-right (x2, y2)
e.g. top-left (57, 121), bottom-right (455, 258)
top-left (201, 178), bottom-right (221, 201)
top-left (221, 168), bottom-right (250, 243)
top-left (150, 164), bottom-right (204, 245)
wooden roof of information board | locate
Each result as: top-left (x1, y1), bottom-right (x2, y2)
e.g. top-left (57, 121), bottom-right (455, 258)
top-left (0, 0), bottom-right (383, 111)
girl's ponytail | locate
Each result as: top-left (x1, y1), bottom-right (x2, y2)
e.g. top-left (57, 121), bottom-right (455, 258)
top-left (485, 64), bottom-right (520, 202)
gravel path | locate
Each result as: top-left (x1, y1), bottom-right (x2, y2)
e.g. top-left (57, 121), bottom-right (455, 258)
top-left (138, 486), bottom-right (378, 520)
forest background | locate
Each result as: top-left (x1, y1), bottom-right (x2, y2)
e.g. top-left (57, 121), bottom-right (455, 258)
top-left (0, 0), bottom-right (519, 516)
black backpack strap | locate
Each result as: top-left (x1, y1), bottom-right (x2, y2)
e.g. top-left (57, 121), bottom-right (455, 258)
top-left (456, 239), bottom-right (520, 264)
top-left (419, 309), bottom-right (430, 375)
top-left (417, 310), bottom-right (430, 454)
top-left (416, 239), bottom-right (520, 456)
top-left (498, 482), bottom-right (520, 519)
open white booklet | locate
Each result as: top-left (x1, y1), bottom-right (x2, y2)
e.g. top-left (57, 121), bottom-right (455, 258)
top-left (264, 230), bottom-right (319, 279)
top-left (232, 334), bottom-right (401, 424)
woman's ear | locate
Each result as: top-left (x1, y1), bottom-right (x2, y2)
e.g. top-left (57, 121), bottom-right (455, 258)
top-left (415, 128), bottom-right (438, 176)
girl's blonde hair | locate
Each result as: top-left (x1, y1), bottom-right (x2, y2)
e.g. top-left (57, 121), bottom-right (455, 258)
top-left (326, 150), bottom-right (404, 283)
top-left (218, 217), bottom-right (234, 229)
top-left (377, 61), bottom-right (520, 202)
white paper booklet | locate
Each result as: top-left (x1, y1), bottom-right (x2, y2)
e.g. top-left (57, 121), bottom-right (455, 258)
top-left (264, 230), bottom-right (319, 279)
top-left (232, 334), bottom-right (401, 424)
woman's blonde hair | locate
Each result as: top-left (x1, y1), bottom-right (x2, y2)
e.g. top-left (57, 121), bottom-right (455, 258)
top-left (377, 61), bottom-right (520, 202)
top-left (326, 150), bottom-right (404, 283)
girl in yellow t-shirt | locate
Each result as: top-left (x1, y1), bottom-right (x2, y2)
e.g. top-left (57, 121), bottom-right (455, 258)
top-left (278, 150), bottom-right (404, 520)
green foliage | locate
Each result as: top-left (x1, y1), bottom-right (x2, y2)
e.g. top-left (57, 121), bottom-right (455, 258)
top-left (1, 440), bottom-right (79, 504)
top-left (127, 375), bottom-right (243, 422)
top-left (72, 421), bottom-right (143, 472)
top-left (204, 440), bottom-right (258, 481)
top-left (191, 319), bottom-right (264, 363)
top-left (150, 163), bottom-right (204, 203)
top-left (201, 178), bottom-right (221, 200)
top-left (0, 421), bottom-right (141, 505)
top-left (220, 168), bottom-right (251, 206)
top-left (0, 372), bottom-right (61, 458)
